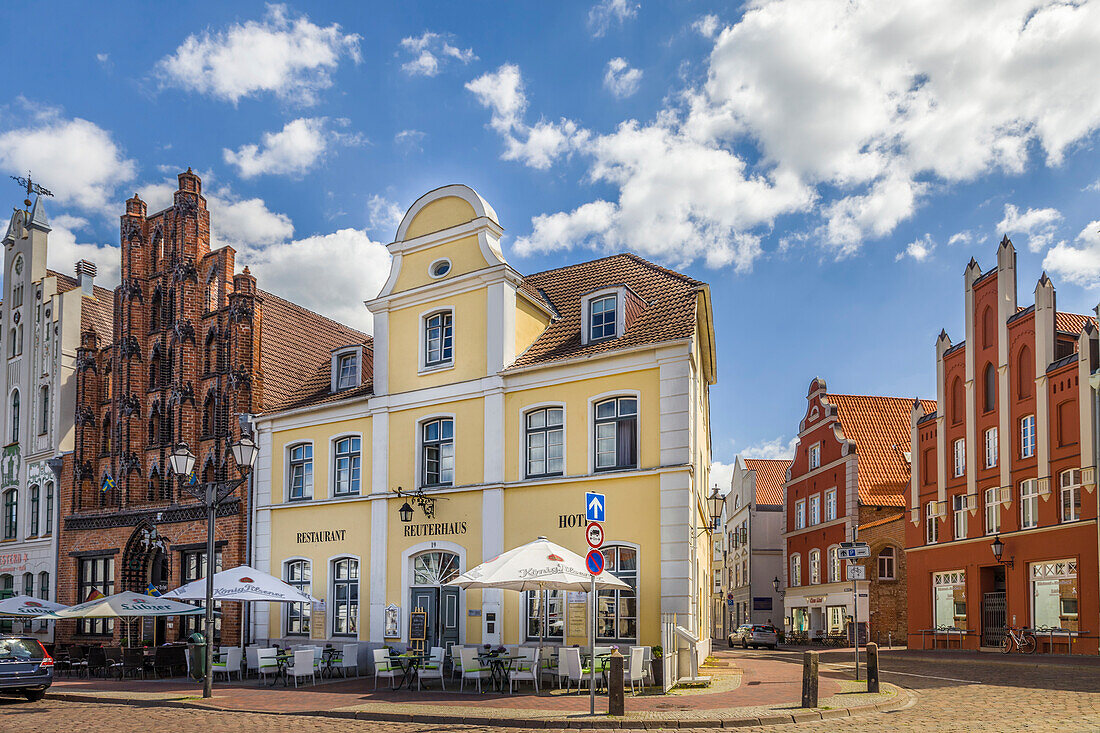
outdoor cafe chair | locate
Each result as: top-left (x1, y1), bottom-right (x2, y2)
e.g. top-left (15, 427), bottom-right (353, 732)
top-left (311, 646), bottom-right (324, 673)
top-left (256, 648), bottom-right (280, 683)
top-left (563, 648), bottom-right (592, 694)
top-left (212, 647), bottom-right (243, 681)
top-left (417, 646), bottom-right (446, 690)
top-left (458, 646), bottom-right (492, 693)
top-left (537, 646), bottom-right (556, 685)
top-left (86, 646), bottom-right (108, 678)
top-left (372, 648), bottom-right (401, 690)
top-left (630, 646), bottom-right (653, 684)
top-left (335, 643), bottom-right (359, 678)
top-left (509, 647), bottom-right (539, 694)
top-left (112, 649), bottom-right (147, 680)
top-left (554, 646), bottom-right (569, 688)
top-left (288, 648), bottom-right (316, 687)
top-left (626, 646), bottom-right (646, 695)
top-left (245, 646), bottom-right (260, 678)
top-left (449, 646), bottom-right (466, 680)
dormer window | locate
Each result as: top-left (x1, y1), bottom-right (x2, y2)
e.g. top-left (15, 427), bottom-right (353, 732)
top-left (330, 345), bottom-right (364, 393)
top-left (590, 295), bottom-right (617, 342)
top-left (424, 311), bottom-right (453, 368)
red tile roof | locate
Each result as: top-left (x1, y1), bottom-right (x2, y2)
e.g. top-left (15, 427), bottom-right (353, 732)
top-left (859, 512), bottom-right (904, 531)
top-left (258, 290), bottom-right (372, 413)
top-left (507, 253), bottom-right (704, 370)
top-left (1056, 312), bottom-right (1095, 334)
top-left (827, 394), bottom-right (936, 508)
top-left (744, 459), bottom-right (790, 506)
top-left (48, 270), bottom-right (115, 345)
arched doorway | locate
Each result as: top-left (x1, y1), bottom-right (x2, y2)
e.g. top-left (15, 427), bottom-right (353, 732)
top-left (120, 522), bottom-right (172, 644)
top-left (410, 551), bottom-right (461, 649)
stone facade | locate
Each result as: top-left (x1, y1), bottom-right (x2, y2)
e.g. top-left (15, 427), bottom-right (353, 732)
top-left (853, 507), bottom-right (907, 646)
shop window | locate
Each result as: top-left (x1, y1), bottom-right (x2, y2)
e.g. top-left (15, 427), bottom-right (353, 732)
top-left (331, 557), bottom-right (359, 636)
top-left (423, 311), bottom-right (454, 368)
top-left (808, 549), bottom-right (821, 584)
top-left (421, 418), bottom-right (455, 487)
top-left (333, 436), bottom-right (361, 496)
top-left (288, 444), bottom-right (313, 500)
top-left (790, 553), bottom-right (801, 587)
top-left (953, 438), bottom-right (965, 477)
top-left (878, 547), bottom-right (895, 580)
top-left (984, 487), bottom-right (1000, 535)
top-left (1060, 469), bottom-right (1081, 523)
top-left (985, 427), bottom-right (998, 468)
top-left (77, 556), bottom-right (114, 636)
top-left (825, 488), bottom-right (837, 521)
top-left (284, 560), bottom-right (311, 636)
top-left (27, 485), bottom-right (39, 537)
top-left (827, 605), bottom-right (846, 635)
top-left (926, 501), bottom-right (939, 544)
top-left (933, 570), bottom-right (966, 630)
top-left (1031, 559), bottom-right (1078, 632)
top-left (2, 489), bottom-right (15, 540)
top-left (525, 407), bottom-right (564, 478)
top-left (596, 545), bottom-right (637, 641)
top-left (953, 494), bottom-right (967, 540)
top-left (526, 589), bottom-right (564, 641)
top-left (1020, 415), bottom-right (1036, 459)
top-left (1019, 478), bottom-right (1039, 529)
top-left (594, 397), bottom-right (637, 471)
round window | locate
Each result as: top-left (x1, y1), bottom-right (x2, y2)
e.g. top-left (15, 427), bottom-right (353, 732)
top-left (429, 259), bottom-right (451, 278)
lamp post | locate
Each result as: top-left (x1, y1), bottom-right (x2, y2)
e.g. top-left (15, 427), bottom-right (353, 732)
top-left (169, 437), bottom-right (257, 699)
top-left (990, 535), bottom-right (1014, 568)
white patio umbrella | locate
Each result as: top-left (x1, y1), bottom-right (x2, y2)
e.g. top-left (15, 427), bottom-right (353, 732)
top-left (450, 536), bottom-right (630, 593)
top-left (36, 591), bottom-right (207, 619)
top-left (0, 594), bottom-right (68, 617)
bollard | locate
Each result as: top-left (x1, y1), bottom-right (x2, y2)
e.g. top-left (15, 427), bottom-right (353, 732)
top-left (801, 650), bottom-right (819, 708)
top-left (866, 642), bottom-right (880, 693)
top-left (608, 648), bottom-right (625, 716)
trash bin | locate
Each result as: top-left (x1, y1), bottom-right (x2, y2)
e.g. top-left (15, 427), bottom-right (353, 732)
top-left (187, 632), bottom-right (207, 681)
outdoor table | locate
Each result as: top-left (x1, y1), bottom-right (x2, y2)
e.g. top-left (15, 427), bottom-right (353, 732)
top-left (477, 654), bottom-right (522, 692)
top-left (320, 647), bottom-right (339, 678)
top-left (387, 654), bottom-right (428, 690)
top-left (268, 652), bottom-right (292, 687)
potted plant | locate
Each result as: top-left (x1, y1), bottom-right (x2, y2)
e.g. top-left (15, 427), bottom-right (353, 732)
top-left (651, 645), bottom-right (663, 687)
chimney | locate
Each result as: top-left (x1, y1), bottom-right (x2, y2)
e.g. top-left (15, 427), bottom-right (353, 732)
top-left (76, 259), bottom-right (97, 297)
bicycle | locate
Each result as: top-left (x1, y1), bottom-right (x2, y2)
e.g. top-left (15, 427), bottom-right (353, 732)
top-left (1000, 626), bottom-right (1036, 654)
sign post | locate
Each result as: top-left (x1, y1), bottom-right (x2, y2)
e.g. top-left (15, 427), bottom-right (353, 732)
top-left (584, 491), bottom-right (606, 717)
top-left (840, 540), bottom-right (868, 681)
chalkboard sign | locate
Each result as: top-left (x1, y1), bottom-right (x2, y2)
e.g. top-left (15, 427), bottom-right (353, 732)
top-left (409, 609), bottom-right (428, 642)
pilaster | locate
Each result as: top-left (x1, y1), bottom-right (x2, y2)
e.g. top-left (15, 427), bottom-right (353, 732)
top-left (1034, 274), bottom-right (1056, 482)
top-left (964, 259), bottom-right (981, 502)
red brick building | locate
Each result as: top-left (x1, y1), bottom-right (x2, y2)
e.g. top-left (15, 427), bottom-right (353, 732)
top-left (907, 238), bottom-right (1098, 654)
top-left (57, 170), bottom-right (367, 645)
top-left (783, 378), bottom-right (931, 645)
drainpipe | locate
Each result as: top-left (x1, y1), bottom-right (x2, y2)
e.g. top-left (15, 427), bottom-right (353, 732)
top-left (1092, 305), bottom-right (1100, 656)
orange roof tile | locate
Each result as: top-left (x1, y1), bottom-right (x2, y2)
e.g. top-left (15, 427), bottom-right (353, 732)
top-left (827, 393), bottom-right (936, 508)
top-left (48, 269), bottom-right (115, 345)
top-left (507, 253), bottom-right (703, 370)
top-left (859, 512), bottom-right (904, 531)
top-left (1056, 312), bottom-right (1096, 334)
top-left (257, 290), bottom-right (372, 413)
top-left (744, 459), bottom-right (790, 506)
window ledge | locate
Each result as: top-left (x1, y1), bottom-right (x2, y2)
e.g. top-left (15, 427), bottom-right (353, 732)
top-left (287, 495), bottom-right (313, 503)
top-left (419, 361), bottom-right (455, 375)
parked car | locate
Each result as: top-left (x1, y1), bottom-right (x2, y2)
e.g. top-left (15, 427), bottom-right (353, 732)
top-left (728, 624), bottom-right (778, 649)
top-left (0, 636), bottom-right (53, 701)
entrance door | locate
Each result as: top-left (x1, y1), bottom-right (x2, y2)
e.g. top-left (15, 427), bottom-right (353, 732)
top-left (440, 586), bottom-right (460, 650)
top-left (410, 551), bottom-right (461, 649)
top-left (982, 592), bottom-right (1006, 646)
top-left (411, 587), bottom-right (440, 648)
top-left (148, 551), bottom-right (169, 644)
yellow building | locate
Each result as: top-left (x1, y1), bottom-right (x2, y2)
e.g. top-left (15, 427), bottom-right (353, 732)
top-left (250, 185), bottom-right (717, 660)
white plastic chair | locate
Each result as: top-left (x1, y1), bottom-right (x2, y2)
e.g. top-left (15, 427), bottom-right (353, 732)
top-left (256, 648), bottom-right (279, 683)
top-left (554, 646), bottom-right (569, 688)
top-left (311, 646), bottom-right (324, 673)
top-left (538, 646), bottom-right (557, 686)
top-left (458, 647), bottom-right (492, 693)
top-left (211, 647), bottom-right (242, 681)
top-left (563, 647), bottom-right (592, 694)
top-left (449, 645), bottom-right (466, 679)
top-left (510, 647), bottom-right (539, 694)
top-left (417, 646), bottom-right (446, 690)
top-left (288, 648), bottom-right (316, 687)
top-left (626, 646), bottom-right (646, 695)
top-left (245, 646), bottom-right (260, 679)
top-left (636, 646), bottom-right (653, 684)
top-left (372, 648), bottom-right (400, 690)
top-left (337, 643), bottom-right (359, 678)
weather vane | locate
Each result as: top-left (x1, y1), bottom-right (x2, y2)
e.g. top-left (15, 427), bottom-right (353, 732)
top-left (10, 172), bottom-right (53, 207)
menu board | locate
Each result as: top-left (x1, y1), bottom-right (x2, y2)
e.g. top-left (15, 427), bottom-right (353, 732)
top-left (409, 609), bottom-right (428, 642)
top-left (567, 601), bottom-right (587, 639)
top-left (310, 601), bottom-right (327, 640)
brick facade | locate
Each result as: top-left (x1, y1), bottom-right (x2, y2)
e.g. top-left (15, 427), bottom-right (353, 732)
top-left (854, 507), bottom-right (907, 645)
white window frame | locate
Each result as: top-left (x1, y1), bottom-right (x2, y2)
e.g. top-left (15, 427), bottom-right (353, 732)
top-left (521, 402), bottom-right (567, 479)
top-left (331, 346), bottom-right (362, 392)
top-left (1020, 415), bottom-right (1036, 459)
top-left (1019, 478), bottom-right (1039, 529)
top-left (287, 442), bottom-right (314, 502)
top-left (579, 287), bottom-right (627, 346)
top-left (330, 555), bottom-right (361, 638)
top-left (926, 501), bottom-right (939, 544)
top-left (877, 547), bottom-right (896, 580)
top-left (794, 499), bottom-right (806, 530)
top-left (1059, 469), bottom-right (1081, 523)
top-left (428, 257), bottom-right (452, 279)
top-left (790, 553), bottom-right (801, 587)
top-left (809, 443), bottom-right (821, 470)
top-left (984, 486), bottom-right (1001, 535)
top-left (824, 488), bottom-right (837, 521)
top-left (809, 494), bottom-right (820, 525)
top-left (827, 545), bottom-right (841, 583)
top-left (418, 415), bottom-right (456, 488)
top-left (952, 494), bottom-right (967, 540)
top-left (984, 427), bottom-right (998, 468)
top-left (419, 307), bottom-right (455, 373)
top-left (283, 557), bottom-right (312, 636)
top-left (587, 390), bottom-right (641, 474)
top-left (808, 549), bottom-right (821, 585)
top-left (953, 438), bottom-right (965, 477)
top-left (331, 433), bottom-right (362, 497)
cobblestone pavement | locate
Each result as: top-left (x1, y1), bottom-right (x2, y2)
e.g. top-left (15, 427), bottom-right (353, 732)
top-left (5, 648), bottom-right (1098, 731)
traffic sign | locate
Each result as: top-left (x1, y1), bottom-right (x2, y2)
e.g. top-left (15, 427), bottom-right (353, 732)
top-left (585, 549), bottom-right (605, 575)
top-left (585, 492), bottom-right (606, 522)
top-left (586, 522), bottom-right (604, 549)
top-left (837, 542), bottom-right (870, 559)
top-left (847, 564), bottom-right (866, 580)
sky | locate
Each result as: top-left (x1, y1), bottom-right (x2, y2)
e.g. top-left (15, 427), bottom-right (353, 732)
top-left (2, 1), bottom-right (1100, 489)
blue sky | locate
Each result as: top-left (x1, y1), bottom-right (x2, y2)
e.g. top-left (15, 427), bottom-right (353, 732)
top-left (2, 1), bottom-right (1100, 483)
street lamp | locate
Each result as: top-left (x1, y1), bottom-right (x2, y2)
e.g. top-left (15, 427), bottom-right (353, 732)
top-left (773, 576), bottom-right (781, 594)
top-left (990, 535), bottom-right (1014, 568)
top-left (170, 438), bottom-right (255, 699)
top-left (398, 501), bottom-right (414, 523)
top-left (708, 485), bottom-right (724, 531)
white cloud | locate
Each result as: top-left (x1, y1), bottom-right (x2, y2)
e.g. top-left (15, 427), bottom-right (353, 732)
top-left (743, 436), bottom-right (797, 460)
top-left (156, 3), bottom-right (360, 105)
top-left (367, 194), bottom-right (403, 236)
top-left (95, 53), bottom-right (110, 67)
top-left (0, 112), bottom-right (136, 212)
top-left (588, 0), bottom-right (638, 37)
top-left (1086, 179), bottom-right (1100, 192)
top-left (466, 65), bottom-right (589, 170)
top-left (1043, 220), bottom-right (1100, 287)
top-left (399, 31), bottom-right (476, 77)
top-left (710, 460), bottom-right (736, 494)
top-left (223, 117), bottom-right (330, 178)
top-left (604, 58), bottom-right (643, 99)
top-left (236, 229), bottom-right (390, 332)
top-left (394, 129), bottom-right (425, 153)
top-left (46, 214), bottom-right (122, 289)
top-left (896, 233), bottom-right (935, 262)
top-left (693, 15), bottom-right (720, 39)
top-left (947, 230), bottom-right (973, 246)
top-left (998, 203), bottom-right (1063, 252)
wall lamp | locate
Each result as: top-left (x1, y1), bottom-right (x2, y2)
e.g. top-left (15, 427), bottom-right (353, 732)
top-left (990, 535), bottom-right (1014, 568)
top-left (395, 486), bottom-right (442, 522)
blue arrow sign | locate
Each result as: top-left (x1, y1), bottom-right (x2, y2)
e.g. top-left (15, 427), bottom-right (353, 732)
top-left (586, 549), bottom-right (605, 575)
top-left (585, 492), bottom-right (605, 522)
